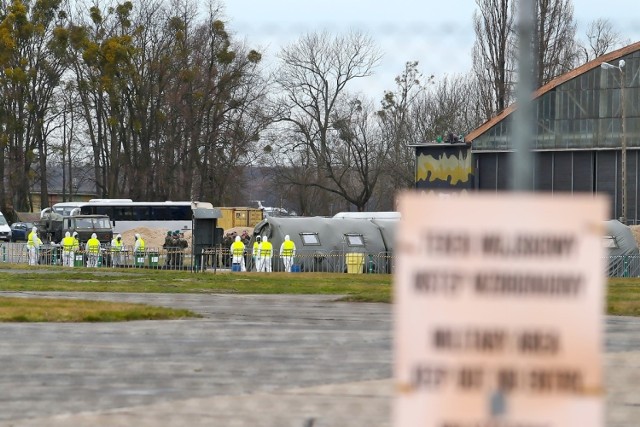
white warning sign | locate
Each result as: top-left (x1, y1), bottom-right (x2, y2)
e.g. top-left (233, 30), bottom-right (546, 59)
top-left (394, 193), bottom-right (606, 427)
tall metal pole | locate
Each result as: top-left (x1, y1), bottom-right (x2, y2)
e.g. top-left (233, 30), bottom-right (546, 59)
top-left (510, 0), bottom-right (536, 191)
top-left (620, 66), bottom-right (627, 224)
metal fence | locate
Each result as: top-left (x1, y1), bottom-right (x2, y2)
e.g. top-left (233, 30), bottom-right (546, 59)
top-left (6, 242), bottom-right (640, 278)
top-left (0, 243), bottom-right (394, 274)
top-left (607, 255), bottom-right (640, 277)
top-left (6, 242), bottom-right (640, 279)
top-left (200, 248), bottom-right (393, 274)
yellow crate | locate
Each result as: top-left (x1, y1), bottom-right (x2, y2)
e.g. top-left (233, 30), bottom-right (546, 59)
top-left (217, 207), bottom-right (264, 231)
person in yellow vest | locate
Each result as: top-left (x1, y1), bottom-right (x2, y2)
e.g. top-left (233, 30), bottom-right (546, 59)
top-left (134, 233), bottom-right (145, 251)
top-left (111, 234), bottom-right (123, 267)
top-left (72, 232), bottom-right (80, 251)
top-left (27, 227), bottom-right (41, 266)
top-left (86, 233), bottom-right (101, 268)
top-left (61, 231), bottom-right (75, 267)
top-left (134, 233), bottom-right (145, 267)
top-left (230, 235), bottom-right (246, 272)
top-left (258, 235), bottom-right (273, 273)
top-left (279, 234), bottom-right (297, 273)
top-left (71, 231), bottom-right (81, 266)
top-left (252, 236), bottom-right (261, 271)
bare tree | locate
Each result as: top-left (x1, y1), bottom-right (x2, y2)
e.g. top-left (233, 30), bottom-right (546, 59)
top-left (533, 0), bottom-right (578, 86)
top-left (272, 31), bottom-right (382, 212)
top-left (377, 62), bottom-right (431, 190)
top-left (472, 0), bottom-right (515, 116)
top-left (577, 19), bottom-right (625, 63)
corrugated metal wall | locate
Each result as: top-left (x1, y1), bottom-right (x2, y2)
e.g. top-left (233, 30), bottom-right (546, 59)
top-left (474, 150), bottom-right (640, 224)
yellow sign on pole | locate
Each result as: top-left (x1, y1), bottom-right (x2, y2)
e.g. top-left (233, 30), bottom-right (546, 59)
top-left (394, 192), bottom-right (606, 427)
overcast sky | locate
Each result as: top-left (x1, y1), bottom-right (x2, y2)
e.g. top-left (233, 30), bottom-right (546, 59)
top-left (221, 1), bottom-right (640, 99)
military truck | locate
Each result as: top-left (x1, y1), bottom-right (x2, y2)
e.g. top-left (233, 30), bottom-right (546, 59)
top-left (36, 208), bottom-right (113, 245)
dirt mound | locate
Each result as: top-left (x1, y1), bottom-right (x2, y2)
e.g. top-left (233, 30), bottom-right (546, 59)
top-left (119, 227), bottom-right (192, 253)
top-left (630, 225), bottom-right (640, 247)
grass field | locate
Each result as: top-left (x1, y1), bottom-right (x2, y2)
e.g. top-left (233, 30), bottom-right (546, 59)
top-left (0, 266), bottom-right (391, 321)
top-left (0, 265), bottom-right (638, 321)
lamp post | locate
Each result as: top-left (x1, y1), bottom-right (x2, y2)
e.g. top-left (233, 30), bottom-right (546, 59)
top-left (601, 59), bottom-right (627, 224)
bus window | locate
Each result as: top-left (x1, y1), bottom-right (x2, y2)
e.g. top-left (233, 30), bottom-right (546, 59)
top-left (150, 207), bottom-right (169, 220)
top-left (112, 207), bottom-right (133, 221)
top-left (80, 206), bottom-right (95, 215)
top-left (132, 206), bottom-right (150, 221)
top-left (95, 206), bottom-right (113, 217)
top-left (168, 206), bottom-right (191, 220)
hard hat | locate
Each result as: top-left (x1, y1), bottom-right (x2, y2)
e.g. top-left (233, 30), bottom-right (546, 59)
top-left (235, 235), bottom-right (241, 242)
top-left (32, 226), bottom-right (37, 232)
top-left (256, 236), bottom-right (261, 241)
top-left (91, 233), bottom-right (97, 239)
top-left (263, 236), bottom-right (268, 243)
top-left (65, 231), bottom-right (70, 237)
top-left (116, 234), bottom-right (122, 239)
top-left (73, 231), bottom-right (78, 237)
top-left (285, 235), bottom-right (290, 241)
top-left (135, 233), bottom-right (140, 239)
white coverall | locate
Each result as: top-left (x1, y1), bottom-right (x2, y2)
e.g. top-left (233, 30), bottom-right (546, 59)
top-left (27, 228), bottom-right (41, 266)
top-left (257, 236), bottom-right (273, 273)
top-left (279, 235), bottom-right (296, 273)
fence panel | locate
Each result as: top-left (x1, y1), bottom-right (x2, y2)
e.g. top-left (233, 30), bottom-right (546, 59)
top-left (0, 243), bottom-right (396, 274)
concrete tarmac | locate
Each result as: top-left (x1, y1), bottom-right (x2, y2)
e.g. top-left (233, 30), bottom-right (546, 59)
top-left (0, 292), bottom-right (638, 426)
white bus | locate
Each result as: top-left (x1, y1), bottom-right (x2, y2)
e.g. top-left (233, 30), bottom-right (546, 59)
top-left (50, 199), bottom-right (213, 235)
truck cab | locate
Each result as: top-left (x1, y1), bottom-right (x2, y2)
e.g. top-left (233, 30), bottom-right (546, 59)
top-left (37, 208), bottom-right (113, 245)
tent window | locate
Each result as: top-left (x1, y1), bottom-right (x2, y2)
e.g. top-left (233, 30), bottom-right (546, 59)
top-left (603, 235), bottom-right (618, 249)
top-left (300, 232), bottom-right (321, 246)
top-left (345, 233), bottom-right (365, 247)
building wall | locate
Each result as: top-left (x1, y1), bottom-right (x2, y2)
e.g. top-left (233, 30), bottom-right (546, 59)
top-left (415, 144), bottom-right (474, 191)
top-left (474, 150), bottom-right (640, 223)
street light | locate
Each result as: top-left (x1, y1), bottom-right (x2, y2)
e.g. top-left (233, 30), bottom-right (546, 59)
top-left (601, 59), bottom-right (627, 224)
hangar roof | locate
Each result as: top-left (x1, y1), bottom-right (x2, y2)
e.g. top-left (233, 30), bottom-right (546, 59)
top-left (465, 41), bottom-right (640, 143)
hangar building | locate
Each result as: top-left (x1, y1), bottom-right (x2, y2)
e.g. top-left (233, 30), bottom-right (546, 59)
top-left (469, 42), bottom-right (640, 223)
top-left (417, 42), bottom-right (640, 224)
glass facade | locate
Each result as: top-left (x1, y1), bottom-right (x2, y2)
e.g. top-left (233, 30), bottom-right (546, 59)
top-left (472, 51), bottom-right (640, 152)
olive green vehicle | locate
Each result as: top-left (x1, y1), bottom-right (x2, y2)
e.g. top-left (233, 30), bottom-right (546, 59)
top-left (35, 208), bottom-right (113, 245)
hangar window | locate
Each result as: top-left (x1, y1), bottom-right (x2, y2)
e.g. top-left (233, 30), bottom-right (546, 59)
top-left (603, 235), bottom-right (618, 249)
top-left (345, 233), bottom-right (365, 247)
top-left (300, 232), bottom-right (321, 246)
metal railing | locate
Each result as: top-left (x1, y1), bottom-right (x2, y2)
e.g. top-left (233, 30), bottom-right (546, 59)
top-left (5, 242), bottom-right (640, 279)
top-left (0, 243), bottom-right (394, 274)
top-left (607, 255), bottom-right (640, 278)
top-left (201, 248), bottom-right (394, 274)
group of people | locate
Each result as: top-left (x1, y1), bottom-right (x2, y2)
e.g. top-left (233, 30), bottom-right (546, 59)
top-left (25, 226), bottom-right (148, 268)
top-left (229, 234), bottom-right (297, 273)
top-left (163, 230), bottom-right (189, 268)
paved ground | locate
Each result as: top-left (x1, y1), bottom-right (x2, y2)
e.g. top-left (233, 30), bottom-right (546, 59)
top-left (0, 292), bottom-right (638, 426)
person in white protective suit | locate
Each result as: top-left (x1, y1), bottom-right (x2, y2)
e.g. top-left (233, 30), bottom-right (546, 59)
top-left (279, 235), bottom-right (296, 272)
top-left (230, 235), bottom-right (247, 272)
top-left (61, 231), bottom-right (75, 267)
top-left (27, 227), bottom-right (41, 266)
top-left (258, 235), bottom-right (273, 273)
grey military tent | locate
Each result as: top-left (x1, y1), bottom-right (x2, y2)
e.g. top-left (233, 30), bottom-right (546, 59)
top-left (251, 216), bottom-right (397, 273)
top-left (605, 219), bottom-right (640, 277)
